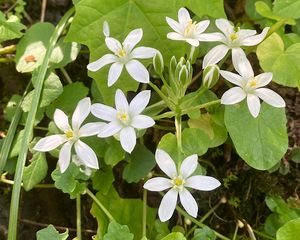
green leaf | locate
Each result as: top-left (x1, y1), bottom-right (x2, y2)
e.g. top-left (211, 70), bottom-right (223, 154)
top-left (257, 33), bottom-right (300, 88)
top-left (273, 0), bottom-right (300, 19)
top-left (182, 128), bottom-right (209, 156)
top-left (23, 152), bottom-right (48, 191)
top-left (8, 130), bottom-right (24, 159)
top-left (161, 232), bottom-right (186, 240)
top-left (15, 22), bottom-right (55, 73)
top-left (104, 138), bottom-right (125, 166)
top-left (276, 218), bottom-right (300, 240)
top-left (92, 165), bottom-right (114, 195)
top-left (103, 221), bottom-right (134, 240)
top-left (290, 147), bottom-right (300, 163)
top-left (0, 12), bottom-right (26, 42)
top-left (192, 226), bottom-right (216, 240)
top-left (123, 144), bottom-right (156, 183)
top-left (224, 101), bottom-right (288, 170)
top-left (22, 72), bottom-right (63, 112)
top-left (51, 163), bottom-right (89, 199)
top-left (91, 187), bottom-right (156, 238)
top-left (36, 225), bottom-right (68, 240)
top-left (46, 82), bottom-right (89, 118)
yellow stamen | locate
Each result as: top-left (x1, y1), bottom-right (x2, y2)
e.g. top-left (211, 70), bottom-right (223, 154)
top-left (174, 177), bottom-right (183, 186)
top-left (65, 130), bottom-right (74, 139)
top-left (230, 33), bottom-right (238, 41)
top-left (117, 111), bottom-right (129, 123)
top-left (117, 49), bottom-right (126, 58)
top-left (184, 20), bottom-right (196, 37)
top-left (248, 78), bottom-right (257, 88)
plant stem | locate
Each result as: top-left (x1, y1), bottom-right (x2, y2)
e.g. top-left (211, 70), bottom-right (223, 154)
top-left (181, 99), bottom-right (221, 114)
top-left (0, 45), bottom-right (16, 55)
top-left (0, 57), bottom-right (14, 62)
top-left (0, 175), bottom-right (54, 188)
top-left (85, 188), bottom-right (115, 222)
top-left (199, 200), bottom-right (223, 223)
top-left (252, 229), bottom-right (275, 240)
top-left (232, 222), bottom-right (239, 240)
top-left (148, 82), bottom-right (174, 109)
top-left (7, 8), bottom-right (75, 240)
top-left (175, 113), bottom-right (182, 168)
top-left (60, 67), bottom-right (73, 84)
top-left (176, 206), bottom-right (230, 240)
top-left (76, 195), bottom-right (82, 240)
top-left (142, 188), bottom-right (147, 238)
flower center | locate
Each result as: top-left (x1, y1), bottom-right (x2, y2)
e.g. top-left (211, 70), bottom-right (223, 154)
top-left (117, 111), bottom-right (130, 125)
top-left (229, 32), bottom-right (238, 41)
top-left (172, 176), bottom-right (185, 190)
top-left (184, 20), bottom-right (196, 37)
top-left (116, 48), bottom-right (126, 58)
top-left (65, 130), bottom-right (74, 140)
top-left (247, 77), bottom-right (257, 89)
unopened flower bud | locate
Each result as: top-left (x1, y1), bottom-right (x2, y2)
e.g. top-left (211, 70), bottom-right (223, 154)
top-left (178, 65), bottom-right (189, 84)
top-left (103, 21), bottom-right (110, 37)
top-left (184, 218), bottom-right (192, 225)
top-left (202, 64), bottom-right (220, 89)
top-left (153, 51), bottom-right (164, 74)
top-left (237, 220), bottom-right (244, 228)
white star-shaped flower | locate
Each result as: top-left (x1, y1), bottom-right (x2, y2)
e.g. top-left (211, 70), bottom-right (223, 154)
top-left (91, 89), bottom-right (155, 153)
top-left (220, 55), bottom-right (286, 118)
top-left (166, 7), bottom-right (210, 47)
top-left (144, 149), bottom-right (221, 222)
top-left (33, 98), bottom-right (104, 173)
top-left (200, 18), bottom-right (269, 68)
top-left (87, 22), bottom-right (157, 86)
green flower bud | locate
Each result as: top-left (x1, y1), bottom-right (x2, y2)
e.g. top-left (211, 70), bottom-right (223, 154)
top-left (178, 65), bottom-right (189, 84)
top-left (153, 51), bottom-right (164, 74)
top-left (202, 64), bottom-right (220, 89)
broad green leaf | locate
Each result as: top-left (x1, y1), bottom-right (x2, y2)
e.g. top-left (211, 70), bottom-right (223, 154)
top-left (103, 221), bottom-right (134, 240)
top-left (161, 232), bottom-right (186, 240)
top-left (273, 0), bottom-right (300, 19)
top-left (276, 218), bottom-right (300, 240)
top-left (51, 163), bottom-right (89, 199)
top-left (92, 165), bottom-right (114, 195)
top-left (257, 33), bottom-right (300, 88)
top-left (0, 12), bottom-right (26, 42)
top-left (192, 226), bottom-right (216, 240)
top-left (8, 130), bottom-right (24, 158)
top-left (90, 187), bottom-right (156, 239)
top-left (36, 225), bottom-right (68, 240)
top-left (224, 102), bottom-right (288, 170)
top-left (46, 82), bottom-right (89, 118)
top-left (157, 133), bottom-right (179, 162)
top-left (123, 144), bottom-right (156, 183)
top-left (15, 22), bottom-right (55, 73)
top-left (104, 138), bottom-right (125, 166)
top-left (290, 147), bottom-right (300, 163)
top-left (23, 152), bottom-right (48, 191)
top-left (22, 72), bottom-right (63, 112)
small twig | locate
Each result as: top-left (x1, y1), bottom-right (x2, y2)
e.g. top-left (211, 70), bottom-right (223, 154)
top-left (40, 0), bottom-right (47, 22)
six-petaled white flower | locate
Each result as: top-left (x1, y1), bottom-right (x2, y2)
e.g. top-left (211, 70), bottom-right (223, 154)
top-left (166, 7), bottom-right (210, 47)
top-left (33, 98), bottom-right (104, 173)
top-left (220, 55), bottom-right (286, 118)
top-left (87, 23), bottom-right (157, 86)
top-left (200, 18), bottom-right (269, 68)
top-left (144, 149), bottom-right (221, 222)
top-left (91, 89), bottom-right (155, 153)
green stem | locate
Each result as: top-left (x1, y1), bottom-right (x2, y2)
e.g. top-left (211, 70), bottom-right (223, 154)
top-left (85, 188), bottom-right (115, 222)
top-left (142, 188), bottom-right (147, 238)
top-left (252, 230), bottom-right (275, 240)
top-left (175, 114), bottom-right (182, 168)
top-left (76, 195), bottom-right (82, 240)
top-left (60, 67), bottom-right (73, 84)
top-left (7, 8), bottom-right (75, 240)
top-left (148, 82), bottom-right (174, 110)
top-left (0, 57), bottom-right (14, 63)
top-left (176, 206), bottom-right (230, 240)
top-left (232, 222), bottom-right (239, 240)
top-left (159, 73), bottom-right (169, 88)
top-left (0, 175), bottom-right (54, 188)
top-left (0, 45), bottom-right (16, 55)
top-left (181, 100), bottom-right (221, 114)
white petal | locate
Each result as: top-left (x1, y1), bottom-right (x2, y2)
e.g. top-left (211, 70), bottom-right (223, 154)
top-left (123, 28), bottom-right (143, 52)
top-left (129, 90), bottom-right (151, 115)
top-left (232, 48), bottom-right (254, 78)
top-left (254, 72), bottom-right (272, 88)
top-left (98, 121), bottom-right (122, 137)
top-left (115, 89), bottom-right (129, 112)
top-left (220, 70), bottom-right (243, 87)
top-left (131, 115), bottom-right (155, 129)
top-left (58, 142), bottom-right (72, 173)
top-left (178, 7), bottom-right (191, 24)
top-left (79, 122), bottom-right (106, 137)
top-left (179, 188), bottom-right (198, 218)
top-left (215, 19), bottom-right (234, 36)
top-left (143, 177), bottom-right (173, 191)
top-left (155, 149), bottom-right (177, 178)
top-left (158, 189), bottom-right (178, 222)
top-left (221, 87), bottom-right (246, 105)
top-left (125, 60), bottom-right (149, 83)
top-left (120, 126), bottom-right (136, 153)
top-left (105, 37), bottom-right (122, 53)
top-left (203, 44), bottom-right (229, 68)
top-left (91, 103), bottom-right (117, 122)
top-left (167, 32), bottom-right (185, 41)
top-left (198, 32), bottom-right (225, 42)
top-left (240, 27), bottom-right (270, 46)
top-left (255, 88), bottom-right (286, 108)
top-left (103, 21), bottom-right (110, 37)
top-left (185, 176), bottom-right (221, 191)
top-left (131, 47), bottom-right (157, 59)
top-left (186, 38), bottom-right (200, 47)
top-left (54, 109), bottom-right (71, 132)
top-left (33, 135), bottom-right (67, 152)
top-left (247, 94), bottom-right (261, 118)
top-left (180, 154), bottom-right (198, 179)
top-left (166, 17), bottom-right (182, 33)
top-left (74, 140), bottom-right (99, 169)
top-left (87, 54), bottom-right (116, 71)
top-left (72, 97), bottom-right (91, 130)
top-left (238, 29), bottom-right (257, 39)
top-left (108, 62), bottom-right (123, 87)
top-left (195, 20), bottom-right (210, 34)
